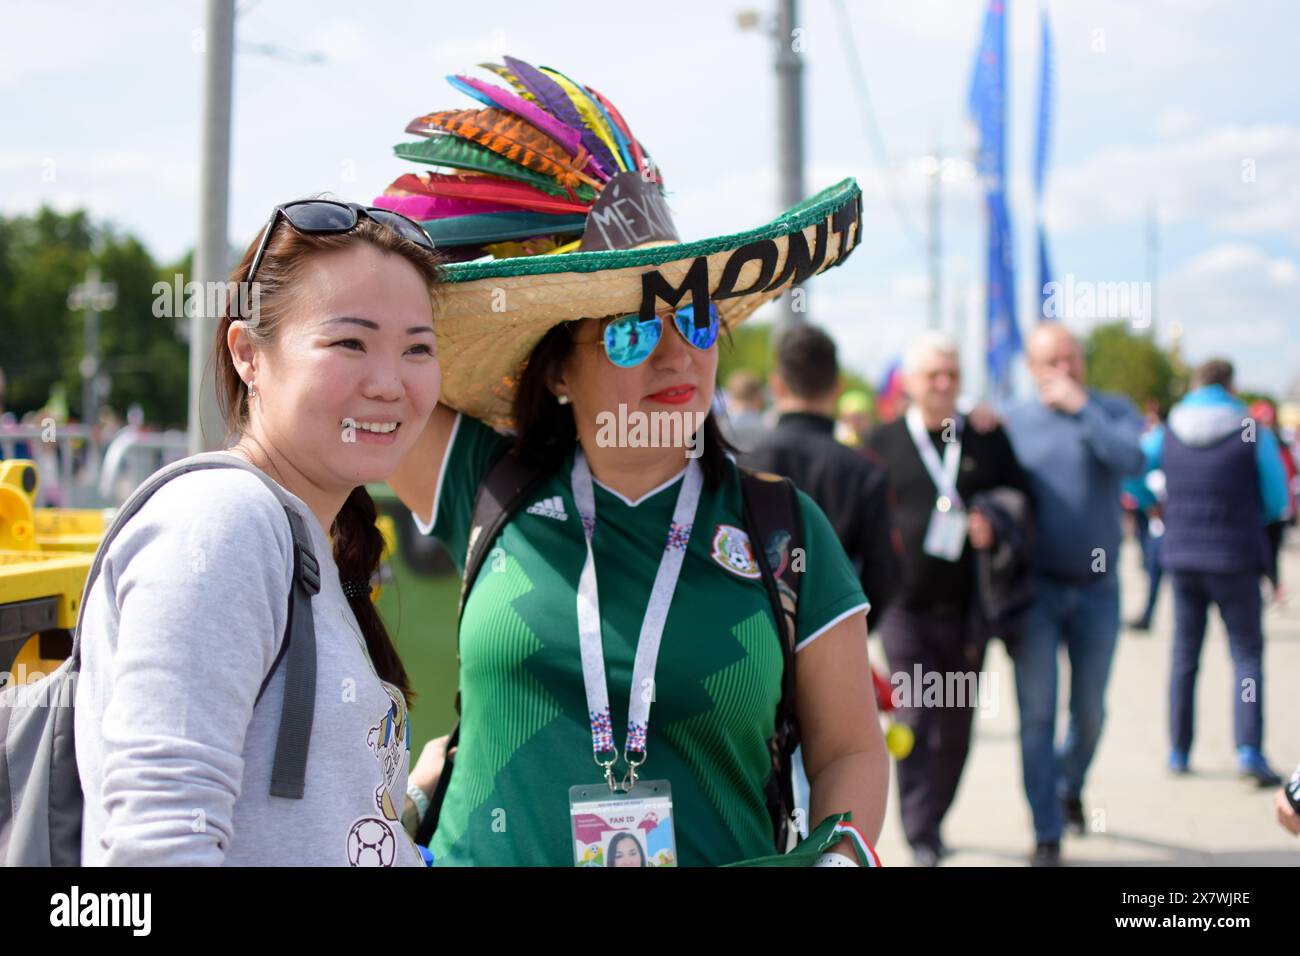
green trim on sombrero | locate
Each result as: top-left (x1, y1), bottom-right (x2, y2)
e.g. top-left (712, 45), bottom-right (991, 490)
top-left (439, 178), bottom-right (860, 283)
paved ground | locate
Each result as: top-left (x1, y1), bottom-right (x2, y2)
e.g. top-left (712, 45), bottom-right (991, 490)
top-left (872, 535), bottom-right (1300, 867)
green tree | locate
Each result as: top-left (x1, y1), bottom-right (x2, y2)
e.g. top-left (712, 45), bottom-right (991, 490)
top-left (0, 207), bottom-right (190, 426)
top-left (717, 319), bottom-right (874, 399)
top-left (1084, 322), bottom-right (1187, 415)
top-left (717, 320), bottom-right (775, 384)
top-left (0, 208), bottom-right (94, 416)
top-left (97, 232), bottom-right (189, 426)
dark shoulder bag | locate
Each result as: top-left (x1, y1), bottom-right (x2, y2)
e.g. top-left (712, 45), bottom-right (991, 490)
top-left (415, 447), bottom-right (548, 847)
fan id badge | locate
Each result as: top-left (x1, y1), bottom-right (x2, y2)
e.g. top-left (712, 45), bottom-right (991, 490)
top-left (569, 780), bottom-right (677, 867)
top-left (922, 501), bottom-right (969, 562)
top-left (907, 407), bottom-right (967, 562)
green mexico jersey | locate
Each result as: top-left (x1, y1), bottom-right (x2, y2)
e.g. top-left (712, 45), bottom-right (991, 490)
top-left (423, 415), bottom-right (868, 866)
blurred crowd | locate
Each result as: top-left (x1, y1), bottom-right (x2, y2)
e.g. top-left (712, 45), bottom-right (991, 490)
top-left (720, 322), bottom-right (1299, 866)
top-left (0, 384), bottom-right (182, 507)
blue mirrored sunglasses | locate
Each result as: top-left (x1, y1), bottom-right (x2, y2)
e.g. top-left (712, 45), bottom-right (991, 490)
top-left (602, 301), bottom-right (721, 368)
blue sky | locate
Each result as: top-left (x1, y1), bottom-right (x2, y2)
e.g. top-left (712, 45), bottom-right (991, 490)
top-left (4, 0), bottom-right (1298, 396)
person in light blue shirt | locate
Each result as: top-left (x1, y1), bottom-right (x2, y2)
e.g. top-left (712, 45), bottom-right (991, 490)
top-left (1135, 359), bottom-right (1288, 787)
top-left (1120, 407), bottom-right (1167, 632)
top-left (1004, 323), bottom-right (1145, 866)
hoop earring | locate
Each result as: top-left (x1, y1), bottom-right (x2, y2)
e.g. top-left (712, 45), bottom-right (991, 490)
top-left (248, 382), bottom-right (258, 399)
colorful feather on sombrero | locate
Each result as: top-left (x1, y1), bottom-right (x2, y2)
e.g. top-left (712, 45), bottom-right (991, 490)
top-left (380, 57), bottom-right (664, 261)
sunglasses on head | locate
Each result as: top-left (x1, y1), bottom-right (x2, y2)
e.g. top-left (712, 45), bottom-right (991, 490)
top-left (246, 200), bottom-right (436, 287)
top-left (601, 301), bottom-right (721, 368)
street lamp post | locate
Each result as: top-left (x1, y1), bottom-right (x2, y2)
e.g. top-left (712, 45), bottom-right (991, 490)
top-left (68, 266), bottom-right (117, 422)
top-left (188, 0), bottom-right (236, 453)
top-left (775, 0), bottom-right (805, 327)
top-left (739, 1), bottom-right (807, 328)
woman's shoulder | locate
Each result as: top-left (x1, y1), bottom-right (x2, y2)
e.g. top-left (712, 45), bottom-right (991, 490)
top-left (720, 461), bottom-right (835, 546)
top-left (456, 414), bottom-right (513, 453)
top-left (106, 461), bottom-right (298, 570)
top-left (135, 461), bottom-right (293, 524)
top-left (85, 461), bottom-right (301, 665)
top-left (438, 413), bottom-right (516, 496)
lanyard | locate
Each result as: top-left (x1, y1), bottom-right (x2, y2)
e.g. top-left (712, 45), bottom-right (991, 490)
top-left (905, 405), bottom-right (964, 511)
top-left (571, 448), bottom-right (703, 791)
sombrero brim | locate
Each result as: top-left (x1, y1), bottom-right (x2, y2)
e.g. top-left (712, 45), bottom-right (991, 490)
top-left (434, 178), bottom-right (863, 428)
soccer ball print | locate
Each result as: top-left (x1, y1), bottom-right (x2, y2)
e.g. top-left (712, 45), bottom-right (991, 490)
top-left (346, 816), bottom-right (398, 867)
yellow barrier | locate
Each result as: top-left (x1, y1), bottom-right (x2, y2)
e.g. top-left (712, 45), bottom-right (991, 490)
top-left (34, 508), bottom-right (111, 553)
top-left (1, 460), bottom-right (96, 682)
top-left (1, 459), bottom-right (397, 685)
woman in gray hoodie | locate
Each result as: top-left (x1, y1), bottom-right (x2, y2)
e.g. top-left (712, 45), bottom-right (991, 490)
top-left (75, 201), bottom-right (444, 865)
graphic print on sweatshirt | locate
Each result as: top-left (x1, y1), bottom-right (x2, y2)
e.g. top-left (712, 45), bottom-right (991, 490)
top-left (339, 608), bottom-right (417, 866)
top-left (368, 682), bottom-right (410, 822)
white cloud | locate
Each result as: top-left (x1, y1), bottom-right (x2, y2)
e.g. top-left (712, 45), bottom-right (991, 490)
top-left (1046, 124), bottom-right (1300, 240)
top-left (797, 282), bottom-right (922, 382)
top-left (0, 5), bottom-right (123, 91)
top-left (0, 149), bottom-right (45, 174)
top-left (295, 20), bottom-right (376, 64)
top-left (0, 149), bottom-right (198, 235)
top-left (1155, 108), bottom-right (1200, 139)
top-left (1160, 242), bottom-right (1300, 393)
top-left (1042, 0), bottom-right (1236, 97)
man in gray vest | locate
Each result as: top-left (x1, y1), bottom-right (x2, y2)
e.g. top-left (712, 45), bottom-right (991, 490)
top-left (1141, 359), bottom-right (1290, 787)
top-left (1004, 324), bottom-right (1145, 866)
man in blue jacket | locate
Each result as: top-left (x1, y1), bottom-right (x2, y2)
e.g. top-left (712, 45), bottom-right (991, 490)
top-left (1141, 359), bottom-right (1289, 787)
top-left (1005, 324), bottom-right (1146, 866)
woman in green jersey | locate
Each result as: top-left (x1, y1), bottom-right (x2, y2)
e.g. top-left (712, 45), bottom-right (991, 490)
top-left (383, 59), bottom-right (889, 866)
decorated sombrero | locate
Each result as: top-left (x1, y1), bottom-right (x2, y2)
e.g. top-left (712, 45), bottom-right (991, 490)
top-left (376, 56), bottom-right (863, 428)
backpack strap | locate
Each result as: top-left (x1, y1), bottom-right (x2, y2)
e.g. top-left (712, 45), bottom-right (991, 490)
top-left (416, 446), bottom-right (549, 847)
top-left (739, 469), bottom-right (805, 852)
top-left (457, 447), bottom-right (551, 620)
top-left (265, 505), bottom-right (319, 799)
top-left (72, 452), bottom-right (319, 800)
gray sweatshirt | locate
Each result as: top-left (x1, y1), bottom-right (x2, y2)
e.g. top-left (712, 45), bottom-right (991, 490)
top-left (74, 458), bottom-right (423, 866)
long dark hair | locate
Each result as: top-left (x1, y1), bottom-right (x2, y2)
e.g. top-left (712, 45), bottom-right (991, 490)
top-left (213, 215), bottom-right (442, 704)
top-left (512, 320), bottom-right (736, 488)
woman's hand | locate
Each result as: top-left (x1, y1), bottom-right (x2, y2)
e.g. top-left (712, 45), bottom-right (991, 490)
top-left (402, 735), bottom-right (455, 839)
top-left (411, 734), bottom-right (454, 798)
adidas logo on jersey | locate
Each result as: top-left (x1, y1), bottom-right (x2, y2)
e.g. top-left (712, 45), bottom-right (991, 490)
top-left (526, 495), bottom-right (568, 521)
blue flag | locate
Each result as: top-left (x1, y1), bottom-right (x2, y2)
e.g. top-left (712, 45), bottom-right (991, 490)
top-left (1034, 6), bottom-right (1055, 321)
top-left (968, 0), bottom-right (1021, 396)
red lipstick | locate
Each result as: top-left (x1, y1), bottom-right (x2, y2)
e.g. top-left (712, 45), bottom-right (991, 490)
top-left (645, 385), bottom-right (696, 405)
